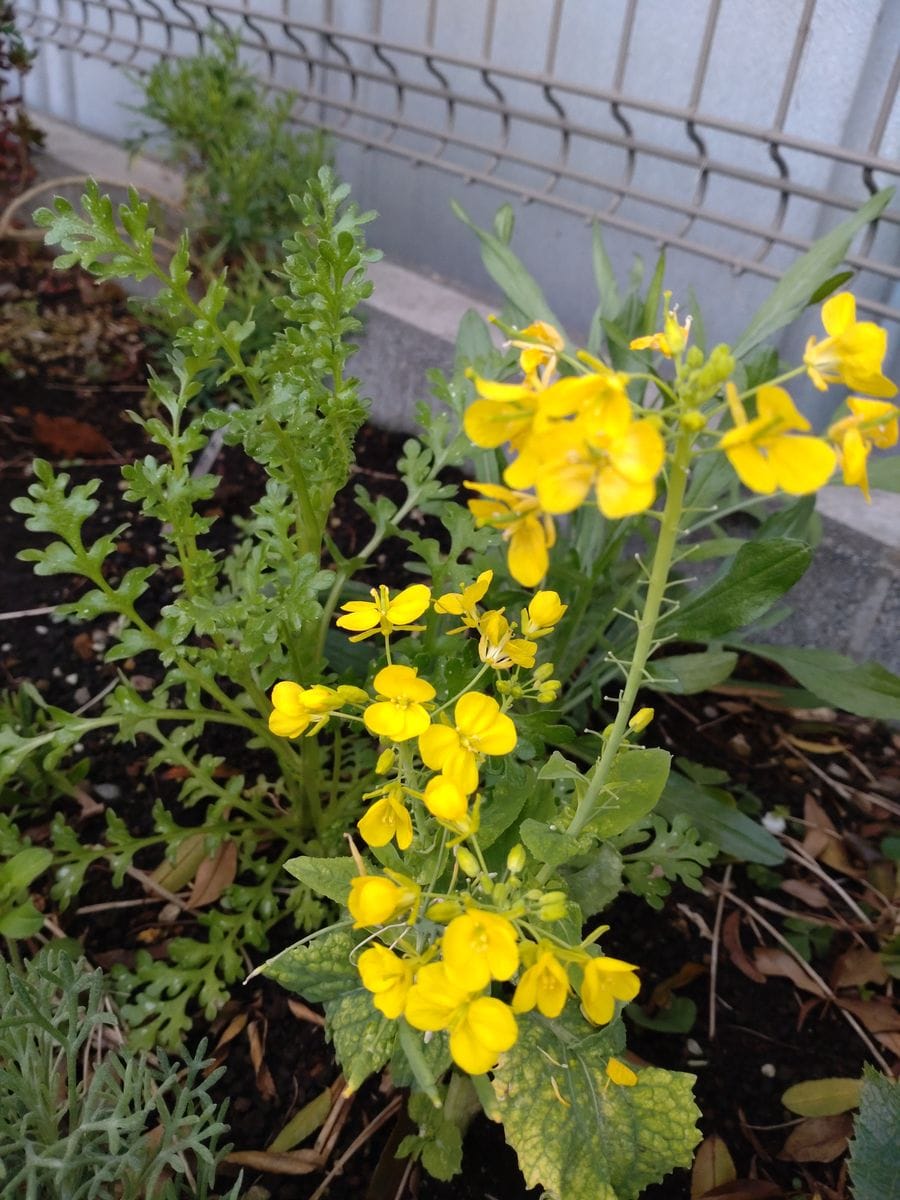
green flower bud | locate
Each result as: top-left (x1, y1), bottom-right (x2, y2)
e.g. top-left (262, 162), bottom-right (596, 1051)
top-left (506, 844), bottom-right (527, 875)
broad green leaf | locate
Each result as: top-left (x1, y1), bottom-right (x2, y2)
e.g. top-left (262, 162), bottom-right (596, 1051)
top-left (591, 222), bottom-right (621, 320)
top-left (848, 1066), bottom-right (900, 1200)
top-left (520, 819), bottom-right (581, 871)
top-left (782, 1077), bottom-right (862, 1118)
top-left (324, 988), bottom-right (397, 1093)
top-left (560, 845), bottom-right (624, 915)
top-left (644, 651), bottom-right (738, 695)
top-left (0, 902), bottom-right (46, 939)
top-left (451, 200), bottom-right (562, 328)
top-left (642, 250), bottom-right (666, 336)
top-left (735, 644), bottom-right (900, 722)
top-left (455, 308), bottom-right (499, 371)
top-left (626, 997), bottom-right (697, 1034)
top-left (478, 761), bottom-right (533, 850)
top-left (733, 188), bottom-right (894, 358)
top-left (267, 1088), bottom-right (332, 1152)
top-left (494, 1009), bottom-right (701, 1199)
top-left (591, 748), bottom-right (672, 839)
top-left (756, 494), bottom-right (817, 542)
top-left (668, 538), bottom-right (811, 641)
top-left (657, 773), bottom-right (784, 866)
top-left (260, 929), bottom-right (358, 1002)
top-left (284, 855), bottom-right (357, 905)
top-left (538, 751), bottom-right (585, 782)
top-left (0, 848), bottom-right (53, 893)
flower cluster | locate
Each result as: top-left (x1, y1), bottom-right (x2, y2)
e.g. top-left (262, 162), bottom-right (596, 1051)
top-left (269, 575), bottom-right (640, 1079)
top-left (460, 294), bottom-right (897, 586)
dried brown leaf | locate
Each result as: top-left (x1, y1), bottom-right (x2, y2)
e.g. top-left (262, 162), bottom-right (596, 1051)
top-left (691, 1135), bottom-right (737, 1198)
top-left (830, 947), bottom-right (889, 991)
top-left (778, 1114), bottom-right (851, 1163)
top-left (836, 997), bottom-right (900, 1033)
top-left (247, 1020), bottom-right (277, 1102)
top-left (802, 796), bottom-right (856, 875)
top-left (188, 840), bottom-right (238, 908)
top-left (780, 879), bottom-right (829, 910)
top-left (226, 1150), bottom-right (325, 1175)
top-left (723, 911), bottom-right (766, 983)
top-left (32, 411), bottom-right (113, 457)
top-left (753, 947), bottom-right (827, 996)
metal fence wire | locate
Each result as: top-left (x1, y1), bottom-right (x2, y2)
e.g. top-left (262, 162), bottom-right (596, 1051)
top-left (18, 0), bottom-right (900, 328)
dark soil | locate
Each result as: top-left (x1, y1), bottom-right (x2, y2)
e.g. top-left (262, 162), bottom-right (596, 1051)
top-left (2, 242), bottom-right (897, 1200)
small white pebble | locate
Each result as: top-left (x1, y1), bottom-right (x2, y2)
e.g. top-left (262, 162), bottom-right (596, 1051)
top-left (35, 624), bottom-right (48, 635)
top-left (760, 1063), bottom-right (776, 1078)
top-left (64, 673), bottom-right (78, 685)
top-left (94, 783), bottom-right (121, 801)
top-left (73, 743), bottom-right (84, 753)
top-left (762, 812), bottom-right (787, 835)
top-left (1, 642), bottom-right (11, 652)
top-left (51, 666), bottom-right (62, 678)
top-left (74, 687), bottom-right (90, 706)
top-left (686, 1038), bottom-right (703, 1056)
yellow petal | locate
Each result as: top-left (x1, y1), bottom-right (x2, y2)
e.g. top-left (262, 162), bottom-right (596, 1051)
top-left (821, 291), bottom-right (855, 337)
top-left (387, 583), bottom-right (432, 624)
top-left (723, 443), bottom-right (777, 494)
top-left (767, 436), bottom-right (836, 495)
top-left (271, 681), bottom-right (308, 717)
top-left (536, 460), bottom-right (594, 515)
top-left (507, 516), bottom-right (550, 587)
top-left (606, 1057), bottom-right (638, 1086)
top-left (595, 467), bottom-right (656, 518)
top-left (418, 723), bottom-right (460, 772)
top-left (455, 692), bottom-right (517, 756)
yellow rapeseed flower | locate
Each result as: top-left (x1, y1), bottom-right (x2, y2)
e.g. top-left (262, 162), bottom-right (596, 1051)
top-left (434, 569), bottom-right (493, 634)
top-left (347, 872), bottom-right (420, 928)
top-left (803, 292), bottom-right (898, 397)
top-left (336, 583), bottom-right (431, 642)
top-left (828, 397), bottom-right (899, 502)
top-left (580, 956), bottom-right (640, 1026)
top-left (512, 947), bottom-right (571, 1018)
top-left (364, 665), bottom-right (436, 742)
top-left (419, 692), bottom-right (517, 795)
top-left (463, 374), bottom-right (545, 452)
top-left (422, 774), bottom-right (469, 824)
top-left (477, 611), bottom-right (537, 670)
top-left (442, 908), bottom-right (520, 991)
top-left (508, 319), bottom-right (565, 383)
top-left (465, 482), bottom-right (556, 588)
top-left (720, 383), bottom-right (836, 495)
top-left (629, 296), bottom-right (691, 358)
top-left (357, 944), bottom-right (415, 1018)
top-left (357, 785), bottom-right (414, 851)
top-left (268, 682), bottom-right (366, 739)
top-left (519, 590), bottom-right (568, 639)
top-left (404, 962), bottom-right (518, 1075)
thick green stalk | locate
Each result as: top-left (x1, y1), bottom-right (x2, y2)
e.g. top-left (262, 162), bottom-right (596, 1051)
top-left (538, 427), bottom-right (694, 881)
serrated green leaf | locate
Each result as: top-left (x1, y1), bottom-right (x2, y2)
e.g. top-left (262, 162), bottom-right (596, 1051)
top-left (494, 1009), bottom-right (701, 1199)
top-left (260, 929), bottom-right (358, 1002)
top-left (284, 855), bottom-right (357, 905)
top-left (644, 651), bottom-right (738, 695)
top-left (324, 988), bottom-right (397, 1093)
top-left (733, 643), bottom-right (900, 721)
top-left (591, 748), bottom-right (672, 839)
top-left (848, 1066), bottom-right (900, 1200)
top-left (668, 538), bottom-right (811, 641)
top-left (733, 189), bottom-right (893, 358)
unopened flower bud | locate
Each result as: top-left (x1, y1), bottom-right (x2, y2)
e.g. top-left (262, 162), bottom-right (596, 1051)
top-left (533, 662), bottom-right (555, 683)
top-left (537, 681), bottom-right (560, 704)
top-left (628, 706), bottom-right (654, 733)
top-left (426, 899), bottom-right (462, 923)
top-left (375, 748), bottom-right (395, 775)
top-left (456, 847), bottom-right (480, 878)
top-left (537, 891), bottom-right (568, 922)
top-left (681, 410), bottom-right (706, 432)
top-left (506, 844), bottom-right (527, 875)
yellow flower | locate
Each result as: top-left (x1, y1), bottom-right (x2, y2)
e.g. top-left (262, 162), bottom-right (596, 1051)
top-left (580, 956), bottom-right (640, 1026)
top-left (422, 774), bottom-right (469, 823)
top-left (519, 590), bottom-right (568, 639)
top-left (347, 872), bottom-right (419, 929)
top-left (364, 665), bottom-right (436, 742)
top-left (477, 610), bottom-right (537, 670)
top-left (512, 948), bottom-right (571, 1018)
top-left (404, 962), bottom-right (518, 1075)
top-left (357, 944), bottom-right (415, 1018)
top-left (464, 374), bottom-right (545, 451)
top-left (418, 692), bottom-right (517, 795)
top-left (434, 569), bottom-right (493, 634)
top-left (442, 908), bottom-right (520, 991)
top-left (803, 292), bottom-right (898, 397)
top-left (336, 583), bottom-right (431, 642)
top-left (828, 397), bottom-right (899, 502)
top-left (358, 785), bottom-right (413, 851)
top-left (629, 296), bottom-right (691, 358)
top-left (508, 319), bottom-right (565, 382)
top-left (268, 682), bottom-right (364, 738)
top-left (720, 383), bottom-right (836, 495)
top-left (465, 482), bottom-right (556, 588)
top-left (606, 1057), bottom-right (638, 1087)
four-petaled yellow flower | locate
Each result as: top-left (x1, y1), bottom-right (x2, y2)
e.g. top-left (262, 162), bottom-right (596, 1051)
top-left (269, 682), bottom-right (367, 739)
top-left (828, 397), bottom-right (899, 502)
top-left (434, 569), bottom-right (493, 634)
top-left (347, 872), bottom-right (420, 929)
top-left (464, 374), bottom-right (545, 453)
top-left (629, 295), bottom-right (692, 358)
top-left (358, 784), bottom-right (414, 851)
top-left (404, 961), bottom-right (518, 1075)
top-left (364, 665), bottom-right (436, 742)
top-left (357, 944), bottom-right (415, 1018)
top-left (466, 482), bottom-right (556, 588)
top-left (580, 955), bottom-right (641, 1026)
top-left (804, 292), bottom-right (898, 398)
top-left (336, 583), bottom-right (432, 642)
top-left (509, 319), bottom-right (565, 383)
top-left (720, 383), bottom-right (836, 495)
top-left (477, 610), bottom-right (537, 670)
top-left (512, 947), bottom-right (570, 1018)
top-left (519, 590), bottom-right (568, 639)
top-left (442, 908), bottom-right (520, 991)
top-left (419, 692), bottom-right (517, 795)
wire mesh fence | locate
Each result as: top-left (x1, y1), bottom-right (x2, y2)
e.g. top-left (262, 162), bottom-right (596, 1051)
top-left (18, 0), bottom-right (900, 332)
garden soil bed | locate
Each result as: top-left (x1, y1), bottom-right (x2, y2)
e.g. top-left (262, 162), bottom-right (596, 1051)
top-left (2, 243), bottom-right (898, 1200)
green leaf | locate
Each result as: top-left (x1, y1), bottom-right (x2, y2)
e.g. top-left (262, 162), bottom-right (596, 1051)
top-left (324, 988), bottom-right (397, 1093)
top-left (626, 997), bottom-right (697, 1034)
top-left (733, 189), bottom-right (893, 358)
top-left (283, 855), bottom-right (357, 905)
top-left (867, 456), bottom-right (900, 492)
top-left (591, 748), bottom-right (672, 839)
top-left (808, 270), bottom-right (855, 305)
top-left (560, 844), bottom-right (624, 915)
top-left (644, 651), bottom-right (738, 695)
top-left (260, 929), bottom-right (358, 1002)
top-left (591, 223), bottom-right (621, 321)
top-left (0, 848), bottom-right (53, 893)
top-left (734, 644), bottom-right (900, 721)
top-left (398, 1089), bottom-right (464, 1181)
top-left (520, 819), bottom-right (581, 871)
top-left (657, 772), bottom-right (784, 866)
top-left (782, 1077), bottom-right (862, 1118)
top-left (641, 250), bottom-right (666, 336)
top-left (493, 1009), bottom-right (701, 1199)
top-left (848, 1066), bottom-right (900, 1200)
top-left (668, 538), bottom-right (811, 641)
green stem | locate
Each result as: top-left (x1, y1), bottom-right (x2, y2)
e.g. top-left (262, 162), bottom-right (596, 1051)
top-left (537, 426), bottom-right (694, 882)
top-left (737, 364), bottom-right (804, 399)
